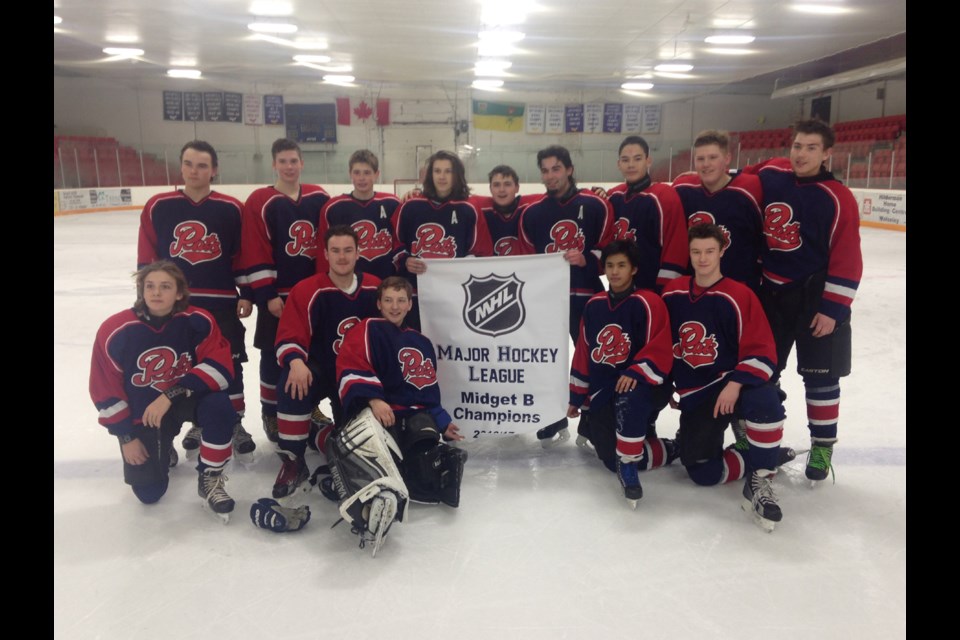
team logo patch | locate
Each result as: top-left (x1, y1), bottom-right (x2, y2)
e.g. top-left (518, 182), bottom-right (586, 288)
top-left (285, 220), bottom-right (319, 258)
top-left (169, 221), bottom-right (222, 265)
top-left (613, 218), bottom-right (636, 242)
top-left (591, 324), bottom-right (632, 366)
top-left (352, 220), bottom-right (392, 260)
top-left (688, 212), bottom-right (732, 248)
top-left (673, 321), bottom-right (719, 368)
top-left (333, 316), bottom-right (360, 355)
top-left (763, 203), bottom-right (801, 251)
top-left (411, 223), bottom-right (457, 258)
top-left (461, 273), bottom-right (526, 337)
top-left (545, 220), bottom-right (585, 253)
top-left (131, 347), bottom-right (193, 391)
top-left (398, 347), bottom-right (437, 389)
top-left (494, 236), bottom-right (521, 256)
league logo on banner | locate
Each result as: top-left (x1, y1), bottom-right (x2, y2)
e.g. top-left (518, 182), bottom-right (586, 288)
top-left (418, 254), bottom-right (570, 439)
top-left (462, 273), bottom-right (525, 337)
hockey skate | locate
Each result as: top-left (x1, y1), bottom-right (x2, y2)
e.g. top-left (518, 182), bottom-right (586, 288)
top-left (661, 437), bottom-right (680, 466)
top-left (805, 438), bottom-right (837, 486)
top-left (365, 490), bottom-right (400, 558)
top-left (616, 458), bottom-right (643, 509)
top-left (181, 423), bottom-right (202, 460)
top-left (741, 469), bottom-right (782, 532)
top-left (777, 446), bottom-right (798, 467)
top-left (537, 420), bottom-right (570, 449)
top-left (307, 407), bottom-right (334, 452)
top-left (272, 451), bottom-right (309, 500)
top-left (262, 413), bottom-right (279, 444)
top-left (198, 467), bottom-right (235, 524)
top-left (231, 421), bottom-right (257, 465)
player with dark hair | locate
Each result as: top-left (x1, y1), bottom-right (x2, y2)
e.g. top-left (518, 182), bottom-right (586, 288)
top-left (518, 144), bottom-right (614, 447)
top-left (329, 276), bottom-right (467, 555)
top-left (269, 225), bottom-right (382, 500)
top-left (567, 239), bottom-right (678, 507)
top-left (607, 135), bottom-right (688, 292)
top-left (316, 149), bottom-right (400, 281)
top-left (744, 118), bottom-right (862, 483)
top-left (662, 225), bottom-right (790, 531)
top-left (242, 138), bottom-right (331, 444)
top-left (472, 164), bottom-right (544, 256)
top-left (391, 150), bottom-right (493, 330)
top-left (672, 130), bottom-right (764, 291)
top-left (90, 262), bottom-right (238, 520)
top-left (137, 139), bottom-right (255, 462)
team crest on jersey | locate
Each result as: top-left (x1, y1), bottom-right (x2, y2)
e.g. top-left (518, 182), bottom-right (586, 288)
top-left (673, 321), bottom-right (719, 368)
top-left (398, 348), bottom-right (438, 389)
top-left (545, 220), bottom-right (585, 253)
top-left (352, 220), bottom-right (393, 260)
top-left (613, 218), bottom-right (636, 242)
top-left (591, 324), bottom-right (632, 366)
top-left (130, 347), bottom-right (193, 391)
top-left (688, 212), bottom-right (732, 248)
top-left (285, 220), bottom-right (319, 258)
top-left (763, 203), bottom-right (801, 252)
top-left (494, 236), bottom-right (522, 256)
top-left (462, 273), bottom-right (525, 337)
top-left (169, 221), bottom-right (222, 265)
top-left (411, 223), bottom-right (457, 258)
top-left (333, 316), bottom-right (361, 355)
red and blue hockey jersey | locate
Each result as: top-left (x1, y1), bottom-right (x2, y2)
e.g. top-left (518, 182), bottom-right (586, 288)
top-left (517, 187), bottom-right (614, 298)
top-left (475, 194), bottom-right (544, 256)
top-left (137, 190), bottom-right (247, 311)
top-left (661, 276), bottom-right (778, 410)
top-left (608, 178), bottom-right (688, 292)
top-left (275, 272), bottom-right (382, 389)
top-left (242, 184), bottom-right (331, 305)
top-left (316, 192), bottom-right (399, 280)
top-left (89, 306), bottom-right (234, 437)
top-left (337, 318), bottom-right (452, 429)
top-left (747, 158), bottom-right (863, 322)
top-left (672, 171), bottom-right (765, 291)
top-left (569, 289), bottom-right (673, 410)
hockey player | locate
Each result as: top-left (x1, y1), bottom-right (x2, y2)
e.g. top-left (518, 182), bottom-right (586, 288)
top-left (607, 136), bottom-right (688, 292)
top-left (672, 130), bottom-right (765, 291)
top-left (316, 149), bottom-right (400, 280)
top-left (391, 150), bottom-right (493, 330)
top-left (242, 138), bottom-right (331, 444)
top-left (662, 224), bottom-right (788, 531)
top-left (89, 262), bottom-right (237, 520)
top-left (270, 225), bottom-right (382, 500)
top-left (743, 119), bottom-right (862, 484)
top-left (475, 164), bottom-right (543, 256)
top-left (566, 240), bottom-right (678, 507)
top-left (136, 140), bottom-right (255, 462)
top-left (518, 145), bottom-right (614, 447)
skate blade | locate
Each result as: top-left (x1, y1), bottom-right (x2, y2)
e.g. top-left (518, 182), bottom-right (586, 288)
top-left (201, 502), bottom-right (232, 525)
top-left (540, 428), bottom-right (571, 449)
top-left (627, 498), bottom-right (638, 510)
top-left (184, 448), bottom-right (199, 461)
top-left (575, 435), bottom-right (594, 451)
top-left (740, 499), bottom-right (777, 532)
top-left (233, 450), bottom-right (256, 467)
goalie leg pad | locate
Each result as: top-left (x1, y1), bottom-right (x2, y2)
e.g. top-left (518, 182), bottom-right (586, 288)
top-left (404, 442), bottom-right (468, 508)
top-left (325, 408), bottom-right (409, 533)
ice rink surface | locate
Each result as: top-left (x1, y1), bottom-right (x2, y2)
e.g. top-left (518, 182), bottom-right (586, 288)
top-left (54, 211), bottom-right (905, 639)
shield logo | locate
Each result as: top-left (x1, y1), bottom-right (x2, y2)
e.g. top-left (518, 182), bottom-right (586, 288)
top-left (461, 273), bottom-right (525, 337)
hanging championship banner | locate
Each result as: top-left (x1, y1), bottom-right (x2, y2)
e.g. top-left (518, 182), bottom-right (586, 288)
top-left (418, 254), bottom-right (570, 439)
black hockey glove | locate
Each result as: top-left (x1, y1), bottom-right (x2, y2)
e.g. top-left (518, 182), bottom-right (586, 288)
top-left (249, 498), bottom-right (311, 533)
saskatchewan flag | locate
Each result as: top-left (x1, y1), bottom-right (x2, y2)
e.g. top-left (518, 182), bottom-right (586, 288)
top-left (472, 100), bottom-right (525, 132)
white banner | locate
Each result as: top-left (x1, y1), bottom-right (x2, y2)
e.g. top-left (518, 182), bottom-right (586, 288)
top-left (852, 188), bottom-right (906, 227)
top-left (418, 254), bottom-right (571, 439)
top-left (583, 103), bottom-right (604, 133)
top-left (526, 104), bottom-right (545, 134)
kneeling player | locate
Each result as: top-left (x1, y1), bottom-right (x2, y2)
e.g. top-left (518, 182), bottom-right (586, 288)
top-left (332, 277), bottom-right (467, 554)
top-left (662, 224), bottom-right (788, 531)
top-left (89, 262), bottom-right (238, 521)
top-left (567, 240), bottom-right (678, 508)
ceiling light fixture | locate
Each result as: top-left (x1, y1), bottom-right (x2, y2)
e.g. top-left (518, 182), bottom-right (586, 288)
top-left (655, 63), bottom-right (694, 72)
top-left (474, 59), bottom-right (512, 76)
top-left (704, 34), bottom-right (755, 44)
top-left (323, 74), bottom-right (355, 84)
top-left (103, 47), bottom-right (144, 58)
top-left (791, 3), bottom-right (853, 14)
top-left (251, 33), bottom-right (327, 49)
top-left (621, 82), bottom-right (654, 90)
top-left (168, 69), bottom-right (202, 79)
top-left (54, 16), bottom-right (62, 24)
top-left (478, 30), bottom-right (525, 43)
top-left (247, 22), bottom-right (298, 34)
top-left (472, 79), bottom-right (504, 89)
top-left (704, 48), bottom-right (755, 55)
top-left (654, 71), bottom-right (695, 79)
top-left (293, 54), bottom-right (332, 64)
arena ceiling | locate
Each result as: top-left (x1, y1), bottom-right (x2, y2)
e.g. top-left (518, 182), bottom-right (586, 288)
top-left (53, 1), bottom-right (906, 97)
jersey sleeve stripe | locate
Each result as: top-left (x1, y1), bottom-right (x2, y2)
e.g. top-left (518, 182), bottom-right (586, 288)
top-left (98, 401), bottom-right (129, 421)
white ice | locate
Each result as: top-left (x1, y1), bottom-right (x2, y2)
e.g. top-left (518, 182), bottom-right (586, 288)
top-left (54, 211), bottom-right (905, 639)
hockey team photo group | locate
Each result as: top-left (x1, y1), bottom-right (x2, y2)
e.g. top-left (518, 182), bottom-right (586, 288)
top-left (86, 118), bottom-right (862, 556)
